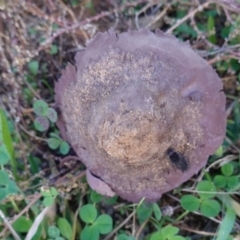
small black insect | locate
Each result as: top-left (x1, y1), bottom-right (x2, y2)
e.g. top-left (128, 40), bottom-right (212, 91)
top-left (166, 147), bottom-right (189, 172)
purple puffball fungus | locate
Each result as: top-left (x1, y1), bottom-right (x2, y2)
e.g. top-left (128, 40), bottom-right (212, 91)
top-left (55, 29), bottom-right (226, 202)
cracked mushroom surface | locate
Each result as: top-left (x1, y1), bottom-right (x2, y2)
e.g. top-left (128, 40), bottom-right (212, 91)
top-left (55, 29), bottom-right (226, 202)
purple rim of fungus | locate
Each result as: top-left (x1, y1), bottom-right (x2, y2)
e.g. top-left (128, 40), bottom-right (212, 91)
top-left (55, 29), bottom-right (226, 202)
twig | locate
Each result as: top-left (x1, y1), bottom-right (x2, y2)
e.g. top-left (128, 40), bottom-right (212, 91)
top-left (22, 78), bottom-right (42, 99)
top-left (226, 99), bottom-right (237, 117)
top-left (208, 54), bottom-right (240, 65)
top-left (185, 154), bottom-right (238, 190)
top-left (212, 0), bottom-right (240, 13)
top-left (176, 225), bottom-right (216, 236)
top-left (135, 218), bottom-right (149, 239)
top-left (135, 2), bottom-right (159, 29)
top-left (0, 193), bottom-right (42, 238)
top-left (102, 209), bottom-right (137, 240)
top-left (145, 6), bottom-right (168, 29)
top-left (59, 155), bottom-right (81, 168)
top-left (19, 125), bottom-right (47, 142)
top-left (132, 207), bottom-right (136, 236)
top-left (225, 137), bottom-right (240, 153)
top-left (53, 170), bottom-right (86, 187)
top-left (0, 210), bottom-right (21, 240)
top-left (166, 1), bottom-right (212, 34)
top-left (197, 44), bottom-right (240, 57)
top-left (37, 0), bottom-right (148, 54)
top-left (222, 6), bottom-right (234, 23)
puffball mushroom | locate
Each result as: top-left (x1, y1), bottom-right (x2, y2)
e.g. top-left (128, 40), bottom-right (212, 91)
top-left (55, 29), bottom-right (226, 202)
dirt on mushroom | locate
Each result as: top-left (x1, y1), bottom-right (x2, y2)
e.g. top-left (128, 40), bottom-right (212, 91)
top-left (55, 29), bottom-right (226, 202)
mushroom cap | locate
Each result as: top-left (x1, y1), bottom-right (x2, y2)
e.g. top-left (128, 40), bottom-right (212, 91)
top-left (55, 29), bottom-right (226, 202)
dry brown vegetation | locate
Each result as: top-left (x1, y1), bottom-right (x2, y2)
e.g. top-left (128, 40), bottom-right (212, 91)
top-left (0, 0), bottom-right (240, 239)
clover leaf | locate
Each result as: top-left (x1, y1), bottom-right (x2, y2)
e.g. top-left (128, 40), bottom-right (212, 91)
top-left (79, 204), bottom-right (113, 240)
top-left (180, 180), bottom-right (221, 217)
top-left (150, 225), bottom-right (185, 240)
top-left (0, 170), bottom-right (18, 201)
top-left (214, 163), bottom-right (238, 189)
top-left (33, 100), bottom-right (58, 132)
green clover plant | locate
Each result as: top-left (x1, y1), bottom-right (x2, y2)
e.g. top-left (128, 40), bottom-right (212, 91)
top-left (150, 225), bottom-right (186, 240)
top-left (136, 202), bottom-right (162, 223)
top-left (47, 132), bottom-right (70, 155)
top-left (47, 225), bottom-right (66, 240)
top-left (33, 101), bottom-right (70, 154)
top-left (33, 100), bottom-right (57, 132)
top-left (41, 186), bottom-right (58, 206)
top-left (90, 190), bottom-right (118, 205)
top-left (28, 60), bottom-right (39, 76)
top-left (214, 163), bottom-right (239, 190)
top-left (79, 204), bottom-right (113, 240)
top-left (180, 180), bottom-right (221, 217)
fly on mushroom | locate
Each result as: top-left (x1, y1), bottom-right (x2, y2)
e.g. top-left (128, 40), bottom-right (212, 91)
top-left (166, 147), bottom-right (189, 173)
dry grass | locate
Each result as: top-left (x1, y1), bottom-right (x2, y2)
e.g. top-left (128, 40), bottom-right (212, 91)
top-left (0, 0), bottom-right (240, 239)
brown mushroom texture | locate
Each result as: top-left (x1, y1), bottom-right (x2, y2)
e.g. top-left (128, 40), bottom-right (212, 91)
top-left (55, 29), bottom-right (226, 202)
